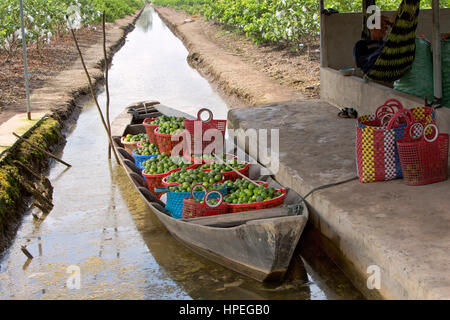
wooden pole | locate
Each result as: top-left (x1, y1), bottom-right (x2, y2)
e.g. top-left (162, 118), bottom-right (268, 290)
top-left (70, 28), bottom-right (121, 165)
top-left (103, 11), bottom-right (112, 159)
top-left (13, 132), bottom-right (72, 168)
top-left (213, 154), bottom-right (260, 187)
top-left (432, 0), bottom-right (442, 102)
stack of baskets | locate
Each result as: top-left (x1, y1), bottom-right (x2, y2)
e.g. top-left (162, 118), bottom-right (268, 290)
top-left (123, 108), bottom-right (287, 219)
top-left (356, 98), bottom-right (448, 186)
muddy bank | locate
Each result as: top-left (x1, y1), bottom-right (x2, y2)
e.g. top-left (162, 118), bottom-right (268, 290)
top-left (154, 6), bottom-right (308, 108)
top-left (0, 7), bottom-right (145, 253)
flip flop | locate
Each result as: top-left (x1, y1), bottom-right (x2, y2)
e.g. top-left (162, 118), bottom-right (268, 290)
top-left (338, 108), bottom-right (358, 119)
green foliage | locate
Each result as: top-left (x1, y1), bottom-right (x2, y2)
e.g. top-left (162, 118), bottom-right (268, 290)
top-left (0, 0), bottom-right (145, 55)
top-left (153, 0), bottom-right (208, 14)
top-left (153, 0), bottom-right (450, 46)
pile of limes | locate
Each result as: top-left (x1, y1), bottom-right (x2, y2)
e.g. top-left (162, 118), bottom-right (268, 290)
top-left (147, 115), bottom-right (186, 135)
top-left (134, 143), bottom-right (160, 156)
top-left (165, 168), bottom-right (224, 191)
top-left (143, 153), bottom-right (190, 175)
top-left (223, 179), bottom-right (282, 204)
top-left (191, 153), bottom-right (231, 162)
top-left (123, 133), bottom-right (148, 143)
top-left (200, 159), bottom-right (246, 172)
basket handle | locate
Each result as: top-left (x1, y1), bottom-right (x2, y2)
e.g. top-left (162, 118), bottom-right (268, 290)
top-left (408, 122), bottom-right (425, 140)
top-left (423, 124), bottom-right (439, 143)
top-left (375, 99), bottom-right (404, 121)
top-left (190, 184), bottom-right (207, 200)
top-left (197, 108), bottom-right (214, 123)
top-left (205, 190), bottom-right (223, 208)
top-left (386, 109), bottom-right (414, 130)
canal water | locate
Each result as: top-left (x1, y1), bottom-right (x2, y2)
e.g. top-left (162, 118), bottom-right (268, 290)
top-left (0, 6), bottom-right (363, 299)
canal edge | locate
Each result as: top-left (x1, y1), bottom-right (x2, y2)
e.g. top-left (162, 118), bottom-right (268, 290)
top-left (0, 6), bottom-right (146, 254)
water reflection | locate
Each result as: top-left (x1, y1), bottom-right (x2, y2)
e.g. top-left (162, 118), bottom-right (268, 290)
top-left (136, 7), bottom-right (153, 33)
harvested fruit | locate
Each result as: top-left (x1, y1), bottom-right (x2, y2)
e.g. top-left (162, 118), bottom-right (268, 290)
top-left (147, 115), bottom-right (185, 135)
top-left (223, 179), bottom-right (282, 204)
top-left (191, 153), bottom-right (230, 161)
top-left (143, 153), bottom-right (190, 175)
top-left (134, 143), bottom-right (160, 156)
top-left (165, 167), bottom-right (224, 191)
top-left (123, 133), bottom-right (147, 143)
top-left (200, 159), bottom-right (246, 172)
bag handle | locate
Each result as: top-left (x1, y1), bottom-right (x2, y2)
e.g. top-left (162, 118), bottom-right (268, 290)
top-left (190, 184), bottom-right (207, 200)
top-left (408, 122), bottom-right (425, 140)
top-left (197, 108), bottom-right (214, 123)
top-left (386, 109), bottom-right (414, 130)
top-left (423, 124), bottom-right (439, 143)
top-left (376, 99), bottom-right (404, 121)
top-left (204, 190), bottom-right (223, 208)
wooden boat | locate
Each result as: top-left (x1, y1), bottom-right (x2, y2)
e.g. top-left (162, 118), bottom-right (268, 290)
top-left (111, 101), bottom-right (309, 282)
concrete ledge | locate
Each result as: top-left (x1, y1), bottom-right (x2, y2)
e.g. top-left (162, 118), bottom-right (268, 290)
top-left (320, 67), bottom-right (450, 140)
top-left (228, 100), bottom-right (450, 299)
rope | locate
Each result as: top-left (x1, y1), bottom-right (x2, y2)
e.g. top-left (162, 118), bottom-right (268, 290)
top-left (287, 176), bottom-right (358, 215)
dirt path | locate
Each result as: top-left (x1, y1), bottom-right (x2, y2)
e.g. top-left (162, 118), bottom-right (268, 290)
top-left (154, 6), bottom-right (319, 108)
top-left (0, 9), bottom-right (143, 125)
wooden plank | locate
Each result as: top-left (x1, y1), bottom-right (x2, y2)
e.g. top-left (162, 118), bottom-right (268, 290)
top-left (183, 207), bottom-right (290, 227)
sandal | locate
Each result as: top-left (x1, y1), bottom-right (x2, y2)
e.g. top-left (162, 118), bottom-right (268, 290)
top-left (338, 108), bottom-right (358, 119)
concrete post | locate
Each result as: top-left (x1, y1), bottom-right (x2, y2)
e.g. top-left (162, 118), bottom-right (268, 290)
top-left (432, 0), bottom-right (442, 102)
top-left (19, 0), bottom-right (31, 120)
top-left (319, 0), bottom-right (326, 67)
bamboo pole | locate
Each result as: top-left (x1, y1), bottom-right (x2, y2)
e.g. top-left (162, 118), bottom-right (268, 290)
top-left (21, 246), bottom-right (33, 259)
top-left (13, 132), bottom-right (72, 167)
top-left (103, 11), bottom-right (112, 159)
top-left (70, 28), bottom-right (120, 165)
top-left (212, 154), bottom-right (260, 187)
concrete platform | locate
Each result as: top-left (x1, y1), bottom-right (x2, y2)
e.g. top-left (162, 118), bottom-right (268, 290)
top-left (0, 113), bottom-right (46, 153)
top-left (228, 100), bottom-right (450, 300)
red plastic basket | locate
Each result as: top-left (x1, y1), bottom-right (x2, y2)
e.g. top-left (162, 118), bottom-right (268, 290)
top-left (142, 167), bottom-right (181, 198)
top-left (121, 136), bottom-right (142, 156)
top-left (397, 124), bottom-right (449, 186)
top-left (204, 163), bottom-right (250, 182)
top-left (143, 118), bottom-right (159, 144)
top-left (226, 182), bottom-right (287, 213)
top-left (154, 128), bottom-right (186, 156)
top-left (182, 186), bottom-right (228, 219)
top-left (183, 108), bottom-right (227, 154)
top-left (184, 152), bottom-right (237, 165)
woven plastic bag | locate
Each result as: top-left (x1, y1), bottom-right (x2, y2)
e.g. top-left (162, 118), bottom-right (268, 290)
top-left (397, 123), bottom-right (449, 186)
top-left (394, 37), bottom-right (434, 100)
top-left (356, 99), bottom-right (414, 183)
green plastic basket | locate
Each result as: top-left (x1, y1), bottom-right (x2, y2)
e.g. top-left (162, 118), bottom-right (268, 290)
top-left (442, 39), bottom-right (450, 108)
top-left (394, 37), bottom-right (434, 100)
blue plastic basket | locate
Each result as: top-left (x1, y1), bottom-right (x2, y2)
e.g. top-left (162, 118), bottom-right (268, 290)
top-left (132, 150), bottom-right (158, 171)
top-left (155, 186), bottom-right (227, 219)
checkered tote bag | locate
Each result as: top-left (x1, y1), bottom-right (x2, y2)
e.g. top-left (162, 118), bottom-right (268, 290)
top-left (356, 102), bottom-right (415, 183)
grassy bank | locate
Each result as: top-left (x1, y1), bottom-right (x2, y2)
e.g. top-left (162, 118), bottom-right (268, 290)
top-left (0, 117), bottom-right (61, 241)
